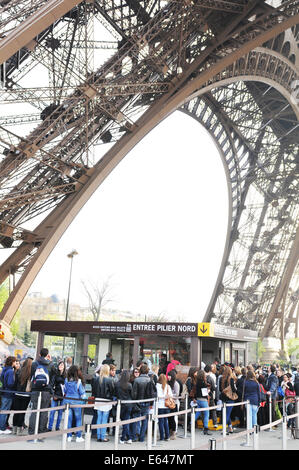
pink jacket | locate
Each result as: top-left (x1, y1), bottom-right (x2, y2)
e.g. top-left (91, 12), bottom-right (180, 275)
top-left (166, 360), bottom-right (180, 378)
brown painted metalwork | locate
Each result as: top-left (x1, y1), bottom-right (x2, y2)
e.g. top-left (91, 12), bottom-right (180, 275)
top-left (0, 1), bottom-right (298, 343)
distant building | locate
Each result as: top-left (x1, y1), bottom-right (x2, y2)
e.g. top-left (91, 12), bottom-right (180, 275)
top-left (20, 292), bottom-right (144, 325)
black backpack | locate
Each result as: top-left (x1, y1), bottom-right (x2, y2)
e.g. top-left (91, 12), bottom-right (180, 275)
top-left (144, 378), bottom-right (157, 400)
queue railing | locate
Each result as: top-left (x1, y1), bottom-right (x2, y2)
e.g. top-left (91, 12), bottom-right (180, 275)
top-left (0, 389), bottom-right (299, 450)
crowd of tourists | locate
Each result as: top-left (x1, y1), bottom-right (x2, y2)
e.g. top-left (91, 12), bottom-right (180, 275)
top-left (0, 349), bottom-right (298, 445)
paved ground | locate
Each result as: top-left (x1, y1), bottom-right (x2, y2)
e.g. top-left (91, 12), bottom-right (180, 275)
top-left (0, 419), bottom-right (298, 452)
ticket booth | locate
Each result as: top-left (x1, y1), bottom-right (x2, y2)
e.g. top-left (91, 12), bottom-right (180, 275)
top-left (30, 320), bottom-right (258, 378)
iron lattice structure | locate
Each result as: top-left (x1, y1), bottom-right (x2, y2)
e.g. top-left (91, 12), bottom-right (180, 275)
top-left (0, 0), bottom-right (298, 347)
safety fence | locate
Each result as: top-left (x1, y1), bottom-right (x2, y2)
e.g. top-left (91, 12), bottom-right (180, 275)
top-left (0, 390), bottom-right (298, 450)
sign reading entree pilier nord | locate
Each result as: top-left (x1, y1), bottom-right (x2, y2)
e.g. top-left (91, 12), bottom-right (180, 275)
top-left (30, 320), bottom-right (197, 336)
top-left (30, 320), bottom-right (257, 341)
top-left (92, 322), bottom-right (198, 336)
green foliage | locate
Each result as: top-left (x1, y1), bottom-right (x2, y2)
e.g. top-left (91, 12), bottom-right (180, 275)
top-left (257, 338), bottom-right (266, 361)
top-left (287, 338), bottom-right (299, 360)
top-left (10, 310), bottom-right (20, 337)
top-left (0, 281), bottom-right (9, 311)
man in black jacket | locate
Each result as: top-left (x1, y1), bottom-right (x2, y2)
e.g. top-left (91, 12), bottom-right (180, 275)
top-left (102, 352), bottom-right (115, 366)
top-left (131, 364), bottom-right (153, 442)
top-left (28, 348), bottom-right (54, 440)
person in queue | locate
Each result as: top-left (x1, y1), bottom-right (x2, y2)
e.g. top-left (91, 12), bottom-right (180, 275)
top-left (28, 348), bottom-right (53, 441)
top-left (167, 369), bottom-right (180, 439)
top-left (94, 364), bottom-right (115, 442)
top-left (156, 373), bottom-right (173, 441)
top-left (219, 365), bottom-right (237, 434)
top-left (243, 370), bottom-right (261, 430)
top-left (63, 364), bottom-right (86, 443)
top-left (0, 356), bottom-right (16, 434)
top-left (131, 364), bottom-right (153, 442)
top-left (193, 369), bottom-right (212, 435)
top-left (11, 357), bottom-right (32, 435)
top-left (115, 370), bottom-right (134, 444)
top-left (48, 360), bottom-right (66, 432)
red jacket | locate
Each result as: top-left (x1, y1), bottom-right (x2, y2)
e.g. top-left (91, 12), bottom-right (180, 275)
top-left (166, 360), bottom-right (180, 378)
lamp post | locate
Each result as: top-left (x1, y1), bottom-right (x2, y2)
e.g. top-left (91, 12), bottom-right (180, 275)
top-left (65, 249), bottom-right (78, 322)
top-left (62, 249), bottom-right (78, 358)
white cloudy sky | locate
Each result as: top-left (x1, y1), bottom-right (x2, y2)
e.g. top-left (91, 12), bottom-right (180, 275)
top-left (27, 111), bottom-right (229, 323)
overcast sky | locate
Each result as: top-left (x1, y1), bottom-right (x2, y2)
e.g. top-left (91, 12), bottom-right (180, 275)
top-left (27, 111), bottom-right (228, 323)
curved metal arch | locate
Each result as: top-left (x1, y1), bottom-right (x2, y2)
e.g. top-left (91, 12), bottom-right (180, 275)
top-left (0, 3), bottom-right (298, 333)
top-left (180, 82), bottom-right (298, 334)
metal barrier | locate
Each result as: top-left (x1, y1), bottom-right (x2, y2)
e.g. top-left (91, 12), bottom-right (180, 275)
top-left (1, 389), bottom-right (299, 450)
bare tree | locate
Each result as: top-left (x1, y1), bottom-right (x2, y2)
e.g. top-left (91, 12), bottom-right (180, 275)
top-left (145, 311), bottom-right (170, 322)
top-left (81, 276), bottom-right (114, 321)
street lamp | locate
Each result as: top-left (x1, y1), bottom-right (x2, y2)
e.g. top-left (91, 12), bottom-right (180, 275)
top-left (65, 249), bottom-right (79, 322)
top-left (62, 249), bottom-right (78, 358)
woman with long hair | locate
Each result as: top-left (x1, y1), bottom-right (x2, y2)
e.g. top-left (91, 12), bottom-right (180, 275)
top-left (129, 368), bottom-right (140, 383)
top-left (157, 374), bottom-right (173, 441)
top-left (167, 369), bottom-right (180, 439)
top-left (257, 374), bottom-right (267, 426)
top-left (12, 357), bottom-right (32, 435)
top-left (194, 369), bottom-right (212, 435)
top-left (63, 365), bottom-right (86, 443)
top-left (185, 367), bottom-right (198, 431)
top-left (243, 370), bottom-right (261, 429)
top-left (94, 363), bottom-right (115, 443)
top-left (48, 360), bottom-right (66, 431)
top-left (219, 366), bottom-right (237, 434)
top-left (115, 369), bottom-right (134, 444)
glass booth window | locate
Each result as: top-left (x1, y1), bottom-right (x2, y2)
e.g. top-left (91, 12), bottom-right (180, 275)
top-left (139, 336), bottom-right (191, 367)
top-left (44, 335), bottom-right (75, 364)
top-left (87, 334), bottom-right (100, 375)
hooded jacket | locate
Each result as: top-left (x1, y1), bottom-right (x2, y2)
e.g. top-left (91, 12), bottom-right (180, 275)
top-left (0, 366), bottom-right (15, 398)
top-left (166, 360), bottom-right (180, 378)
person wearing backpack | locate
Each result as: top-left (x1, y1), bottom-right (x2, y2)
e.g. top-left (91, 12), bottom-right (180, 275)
top-left (28, 348), bottom-right (53, 440)
top-left (131, 363), bottom-right (155, 442)
top-left (63, 365), bottom-right (86, 443)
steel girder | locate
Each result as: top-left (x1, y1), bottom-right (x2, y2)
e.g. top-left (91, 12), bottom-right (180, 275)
top-left (0, 0), bottom-right (298, 343)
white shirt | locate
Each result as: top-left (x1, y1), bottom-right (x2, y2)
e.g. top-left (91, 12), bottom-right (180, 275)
top-left (157, 383), bottom-right (173, 409)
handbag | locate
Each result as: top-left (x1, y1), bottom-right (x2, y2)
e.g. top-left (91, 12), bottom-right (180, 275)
top-left (222, 384), bottom-right (238, 401)
top-left (285, 388), bottom-right (296, 398)
top-left (165, 385), bottom-right (176, 409)
top-left (165, 397), bottom-right (176, 409)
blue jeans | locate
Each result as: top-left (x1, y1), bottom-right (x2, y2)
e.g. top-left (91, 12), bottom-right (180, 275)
top-left (67, 406), bottom-right (82, 438)
top-left (97, 410), bottom-right (110, 440)
top-left (224, 400), bottom-right (234, 426)
top-left (0, 397), bottom-right (13, 431)
top-left (195, 399), bottom-right (209, 429)
top-left (248, 404), bottom-right (258, 429)
top-left (120, 406), bottom-right (133, 441)
top-left (48, 399), bottom-right (63, 430)
top-left (132, 404), bottom-right (149, 441)
top-left (158, 408), bottom-right (170, 440)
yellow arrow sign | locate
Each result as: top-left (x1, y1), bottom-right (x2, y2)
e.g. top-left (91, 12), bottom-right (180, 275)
top-left (198, 323), bottom-right (214, 337)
